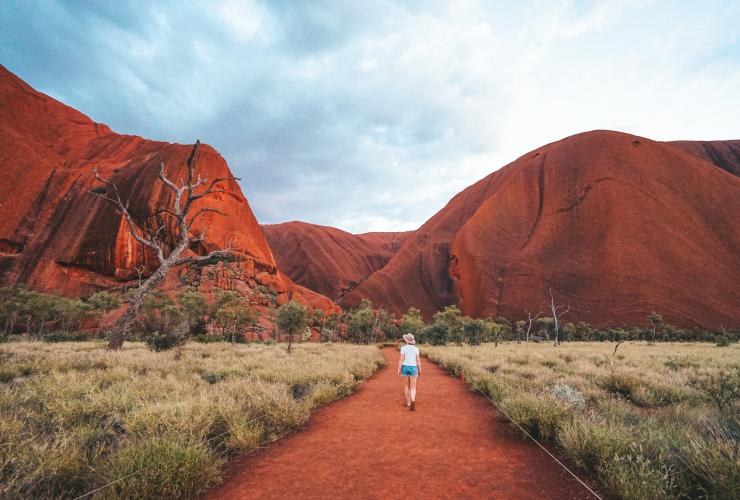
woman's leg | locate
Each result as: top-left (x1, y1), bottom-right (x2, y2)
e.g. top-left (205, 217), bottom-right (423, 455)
top-left (404, 376), bottom-right (411, 405)
top-left (409, 375), bottom-right (418, 403)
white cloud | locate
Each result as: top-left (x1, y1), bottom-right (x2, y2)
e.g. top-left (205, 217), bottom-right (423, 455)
top-left (1, 0), bottom-right (739, 233)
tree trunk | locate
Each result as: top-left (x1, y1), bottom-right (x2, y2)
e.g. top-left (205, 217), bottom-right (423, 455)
top-left (108, 264), bottom-right (170, 350)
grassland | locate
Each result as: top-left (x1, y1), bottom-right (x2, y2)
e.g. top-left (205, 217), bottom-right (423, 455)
top-left (424, 342), bottom-right (739, 499)
top-left (0, 341), bottom-right (384, 499)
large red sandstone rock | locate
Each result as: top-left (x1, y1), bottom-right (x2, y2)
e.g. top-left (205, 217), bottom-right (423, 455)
top-left (668, 140), bottom-right (740, 177)
top-left (0, 65), bottom-right (335, 313)
top-left (341, 131), bottom-right (740, 329)
top-left (262, 221), bottom-right (411, 300)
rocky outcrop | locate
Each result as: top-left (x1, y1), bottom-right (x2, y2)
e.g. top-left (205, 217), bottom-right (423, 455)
top-left (668, 140), bottom-right (740, 177)
top-left (263, 221), bottom-right (411, 300)
top-left (0, 65), bottom-right (335, 313)
top-left (341, 131), bottom-right (740, 329)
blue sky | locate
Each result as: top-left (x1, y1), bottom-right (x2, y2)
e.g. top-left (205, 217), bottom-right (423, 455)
top-left (2, 0), bottom-right (739, 232)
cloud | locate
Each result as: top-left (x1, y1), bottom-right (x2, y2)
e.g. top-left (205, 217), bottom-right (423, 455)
top-left (1, 0), bottom-right (739, 232)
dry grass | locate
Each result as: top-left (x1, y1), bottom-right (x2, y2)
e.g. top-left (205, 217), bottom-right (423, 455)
top-left (0, 341), bottom-right (384, 499)
top-left (424, 342), bottom-right (739, 499)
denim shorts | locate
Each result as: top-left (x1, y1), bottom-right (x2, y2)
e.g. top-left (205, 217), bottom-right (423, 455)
top-left (401, 365), bottom-right (419, 376)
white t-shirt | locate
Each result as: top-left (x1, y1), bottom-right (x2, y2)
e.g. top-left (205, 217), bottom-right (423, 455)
top-left (400, 344), bottom-right (419, 366)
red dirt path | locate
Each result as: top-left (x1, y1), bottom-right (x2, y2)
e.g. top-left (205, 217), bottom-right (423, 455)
top-left (207, 348), bottom-right (597, 499)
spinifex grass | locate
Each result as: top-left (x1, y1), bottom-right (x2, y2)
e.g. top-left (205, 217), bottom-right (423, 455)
top-left (425, 342), bottom-right (739, 499)
top-left (0, 341), bottom-right (384, 499)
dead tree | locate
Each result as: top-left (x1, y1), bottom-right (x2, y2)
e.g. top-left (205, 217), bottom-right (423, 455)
top-left (524, 309), bottom-right (541, 343)
top-left (549, 288), bottom-right (570, 346)
top-left (91, 141), bottom-right (237, 350)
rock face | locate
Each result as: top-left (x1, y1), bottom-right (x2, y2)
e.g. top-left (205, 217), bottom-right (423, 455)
top-left (668, 140), bottom-right (740, 177)
top-left (341, 131), bottom-right (740, 329)
top-left (0, 65), bottom-right (334, 313)
top-left (263, 221), bottom-right (411, 300)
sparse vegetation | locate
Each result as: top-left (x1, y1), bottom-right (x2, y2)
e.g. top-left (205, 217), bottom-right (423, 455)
top-left (0, 341), bottom-right (384, 499)
top-left (425, 342), bottom-right (740, 499)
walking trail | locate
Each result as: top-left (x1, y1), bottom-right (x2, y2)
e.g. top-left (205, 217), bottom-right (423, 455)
top-left (207, 348), bottom-right (596, 499)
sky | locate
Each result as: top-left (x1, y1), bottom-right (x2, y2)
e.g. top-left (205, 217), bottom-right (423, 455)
top-left (2, 1), bottom-right (740, 233)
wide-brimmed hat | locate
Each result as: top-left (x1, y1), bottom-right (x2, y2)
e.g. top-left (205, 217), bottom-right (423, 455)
top-left (402, 333), bottom-right (416, 345)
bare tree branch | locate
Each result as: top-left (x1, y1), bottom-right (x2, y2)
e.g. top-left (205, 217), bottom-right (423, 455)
top-left (89, 140), bottom-right (235, 349)
top-left (549, 288), bottom-right (570, 345)
top-left (174, 247), bottom-right (232, 267)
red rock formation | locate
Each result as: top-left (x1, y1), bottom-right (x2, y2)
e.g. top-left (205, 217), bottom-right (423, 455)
top-left (0, 65), bottom-right (335, 313)
top-left (667, 140), bottom-right (740, 177)
top-left (342, 131), bottom-right (740, 329)
top-left (263, 221), bottom-right (411, 300)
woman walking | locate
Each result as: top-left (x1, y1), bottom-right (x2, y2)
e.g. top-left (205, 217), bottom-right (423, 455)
top-left (398, 333), bottom-right (421, 410)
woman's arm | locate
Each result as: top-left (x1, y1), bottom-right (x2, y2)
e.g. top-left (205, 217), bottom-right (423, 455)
top-left (416, 352), bottom-right (421, 375)
top-left (398, 350), bottom-right (403, 375)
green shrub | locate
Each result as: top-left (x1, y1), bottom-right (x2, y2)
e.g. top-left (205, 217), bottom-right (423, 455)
top-left (551, 384), bottom-right (585, 409)
top-left (501, 394), bottom-right (571, 441)
top-left (558, 418), bottom-right (632, 472)
top-left (600, 372), bottom-right (642, 400)
top-left (145, 322), bottom-right (189, 352)
top-left (674, 423), bottom-right (740, 499)
top-left (104, 437), bottom-right (222, 499)
top-left (605, 451), bottom-right (677, 500)
top-left (690, 368), bottom-right (740, 413)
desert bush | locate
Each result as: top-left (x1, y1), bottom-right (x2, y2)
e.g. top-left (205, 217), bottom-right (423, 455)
top-left (501, 393), bottom-right (572, 440)
top-left (144, 321), bottom-right (190, 352)
top-left (212, 290), bottom-right (258, 342)
top-left (690, 368), bottom-right (740, 413)
top-left (552, 384), bottom-right (585, 409)
top-left (559, 418), bottom-right (633, 472)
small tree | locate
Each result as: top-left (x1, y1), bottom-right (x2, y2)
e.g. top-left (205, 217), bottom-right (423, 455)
top-left (276, 301), bottom-right (308, 353)
top-left (515, 320), bottom-right (526, 344)
top-left (310, 309), bottom-right (325, 328)
top-left (536, 317), bottom-right (555, 341)
top-left (691, 368), bottom-right (740, 413)
top-left (90, 141), bottom-right (237, 349)
top-left (320, 312), bottom-right (340, 342)
top-left (212, 290), bottom-right (256, 342)
top-left (347, 305), bottom-right (376, 344)
top-left (421, 321), bottom-right (449, 346)
top-left (178, 290), bottom-right (208, 335)
top-left (648, 312), bottom-right (663, 343)
top-left (524, 309), bottom-right (541, 343)
top-left (59, 299), bottom-right (92, 335)
top-left (433, 305), bottom-right (464, 344)
top-left (463, 317), bottom-right (487, 346)
top-left (485, 319), bottom-right (505, 347)
top-left (549, 288), bottom-right (570, 345)
top-left (399, 307), bottom-right (425, 339)
top-left (0, 285), bottom-right (26, 337)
